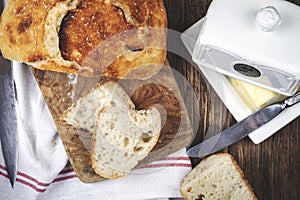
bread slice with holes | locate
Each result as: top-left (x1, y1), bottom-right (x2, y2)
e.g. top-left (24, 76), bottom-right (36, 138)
top-left (60, 80), bottom-right (161, 179)
top-left (91, 106), bottom-right (161, 179)
top-left (60, 80), bottom-right (135, 132)
top-left (180, 153), bottom-right (257, 200)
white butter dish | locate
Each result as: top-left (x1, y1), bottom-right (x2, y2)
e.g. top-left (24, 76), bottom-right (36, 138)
top-left (181, 18), bottom-right (300, 144)
top-left (191, 0), bottom-right (300, 96)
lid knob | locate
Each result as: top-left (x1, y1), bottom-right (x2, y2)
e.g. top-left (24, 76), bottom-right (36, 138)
top-left (256, 6), bottom-right (281, 32)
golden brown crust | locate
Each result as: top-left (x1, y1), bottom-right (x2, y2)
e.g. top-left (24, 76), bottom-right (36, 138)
top-left (0, 0), bottom-right (80, 74)
top-left (0, 0), bottom-right (54, 61)
top-left (0, 0), bottom-right (167, 79)
top-left (60, 0), bottom-right (167, 79)
top-left (224, 154), bottom-right (257, 200)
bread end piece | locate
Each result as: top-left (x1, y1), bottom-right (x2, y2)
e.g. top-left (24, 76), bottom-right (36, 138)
top-left (180, 153), bottom-right (257, 200)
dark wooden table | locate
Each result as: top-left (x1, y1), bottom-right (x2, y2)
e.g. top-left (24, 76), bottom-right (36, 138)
top-left (164, 0), bottom-right (300, 199)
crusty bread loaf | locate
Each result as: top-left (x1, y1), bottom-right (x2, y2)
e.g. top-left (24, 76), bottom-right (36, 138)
top-left (0, 0), bottom-right (167, 79)
top-left (91, 106), bottom-right (161, 179)
top-left (180, 153), bottom-right (257, 200)
top-left (60, 81), bottom-right (134, 131)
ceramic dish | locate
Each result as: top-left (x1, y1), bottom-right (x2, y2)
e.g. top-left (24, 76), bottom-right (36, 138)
top-left (181, 18), bottom-right (300, 144)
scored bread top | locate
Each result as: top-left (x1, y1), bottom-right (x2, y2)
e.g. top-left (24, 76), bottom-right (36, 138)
top-left (0, 0), bottom-right (167, 79)
top-left (59, 0), bottom-right (167, 78)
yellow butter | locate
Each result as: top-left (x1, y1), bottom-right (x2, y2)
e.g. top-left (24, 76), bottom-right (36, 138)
top-left (229, 78), bottom-right (284, 111)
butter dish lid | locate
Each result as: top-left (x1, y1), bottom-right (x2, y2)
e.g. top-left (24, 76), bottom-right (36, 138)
top-left (199, 0), bottom-right (300, 77)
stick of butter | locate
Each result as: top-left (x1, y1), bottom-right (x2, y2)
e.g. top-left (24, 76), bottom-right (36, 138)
top-left (229, 78), bottom-right (285, 111)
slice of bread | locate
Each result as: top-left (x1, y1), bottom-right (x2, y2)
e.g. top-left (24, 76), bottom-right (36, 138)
top-left (60, 81), bottom-right (134, 132)
top-left (91, 106), bottom-right (161, 179)
top-left (180, 153), bottom-right (257, 200)
top-left (60, 80), bottom-right (161, 179)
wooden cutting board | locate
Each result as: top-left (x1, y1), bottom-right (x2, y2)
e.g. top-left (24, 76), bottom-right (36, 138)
top-left (32, 63), bottom-right (194, 183)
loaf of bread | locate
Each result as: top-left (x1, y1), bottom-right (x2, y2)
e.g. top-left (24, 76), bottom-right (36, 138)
top-left (92, 106), bottom-right (161, 179)
top-left (60, 80), bottom-right (161, 178)
top-left (0, 0), bottom-right (167, 79)
top-left (180, 153), bottom-right (257, 200)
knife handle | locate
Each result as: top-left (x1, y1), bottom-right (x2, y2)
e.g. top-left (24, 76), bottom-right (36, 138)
top-left (284, 92), bottom-right (300, 108)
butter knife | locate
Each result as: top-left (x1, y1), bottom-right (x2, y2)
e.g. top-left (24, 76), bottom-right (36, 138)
top-left (187, 92), bottom-right (300, 158)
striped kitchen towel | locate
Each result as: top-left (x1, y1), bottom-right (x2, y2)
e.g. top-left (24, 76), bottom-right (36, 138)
top-left (0, 147), bottom-right (191, 200)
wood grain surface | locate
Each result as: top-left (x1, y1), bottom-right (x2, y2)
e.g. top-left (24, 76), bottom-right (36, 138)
top-left (164, 0), bottom-right (300, 200)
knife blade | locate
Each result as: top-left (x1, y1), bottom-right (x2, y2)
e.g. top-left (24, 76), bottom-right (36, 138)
top-left (0, 56), bottom-right (18, 188)
top-left (0, 0), bottom-right (18, 188)
top-left (187, 92), bottom-right (300, 158)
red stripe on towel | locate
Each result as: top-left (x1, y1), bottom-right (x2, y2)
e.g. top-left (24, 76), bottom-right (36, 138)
top-left (1, 164), bottom-right (78, 192)
top-left (142, 163), bottom-right (192, 168)
top-left (0, 165), bottom-right (6, 171)
top-left (17, 171), bottom-right (51, 187)
top-left (53, 175), bottom-right (78, 183)
top-left (16, 178), bottom-right (47, 193)
top-left (159, 156), bottom-right (190, 161)
top-left (0, 171), bottom-right (8, 179)
top-left (0, 155), bottom-right (191, 192)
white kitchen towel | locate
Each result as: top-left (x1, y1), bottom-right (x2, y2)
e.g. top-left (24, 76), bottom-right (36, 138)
top-left (0, 63), bottom-right (191, 200)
